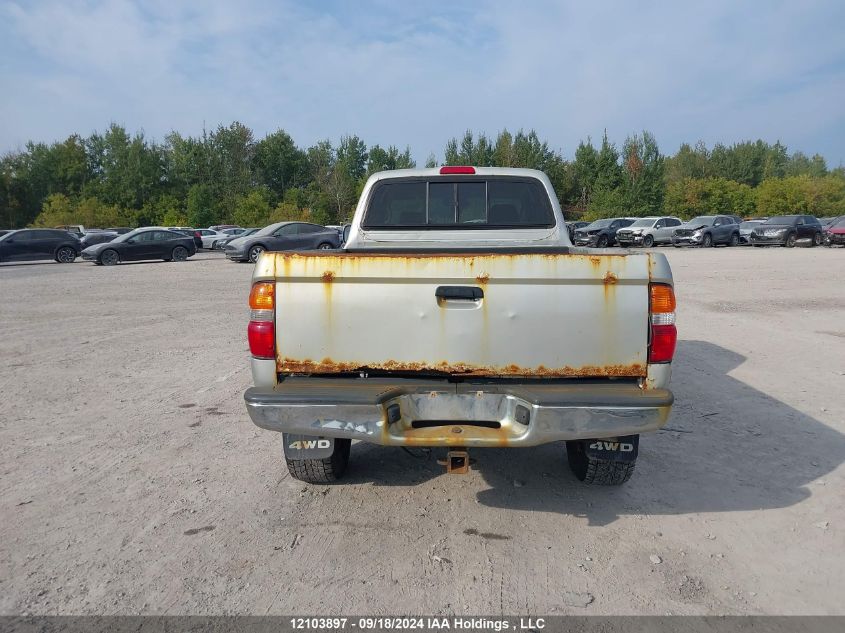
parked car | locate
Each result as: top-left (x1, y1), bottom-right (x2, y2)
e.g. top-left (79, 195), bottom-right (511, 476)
top-left (749, 215), bottom-right (823, 247)
top-left (80, 230), bottom-right (119, 248)
top-left (242, 166), bottom-right (676, 485)
top-left (216, 228), bottom-right (258, 249)
top-left (81, 228), bottom-right (197, 265)
top-left (672, 215), bottom-right (740, 247)
top-left (209, 224), bottom-right (239, 231)
top-left (615, 216), bottom-right (683, 247)
top-left (823, 216), bottom-right (845, 247)
top-left (167, 227), bottom-right (203, 249)
top-left (0, 228), bottom-right (81, 263)
top-left (225, 222), bottom-right (342, 263)
top-left (565, 221), bottom-right (590, 242)
top-left (194, 229), bottom-right (233, 250)
top-left (573, 218), bottom-right (635, 247)
top-left (738, 220), bottom-right (766, 244)
top-left (55, 224), bottom-right (87, 238)
top-left (104, 227), bottom-right (133, 235)
top-left (0, 230), bottom-right (12, 237)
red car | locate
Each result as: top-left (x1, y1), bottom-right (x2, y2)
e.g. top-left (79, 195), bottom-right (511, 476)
top-left (824, 216), bottom-right (845, 247)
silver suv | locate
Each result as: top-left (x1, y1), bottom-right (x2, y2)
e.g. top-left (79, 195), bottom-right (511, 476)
top-left (615, 216), bottom-right (683, 247)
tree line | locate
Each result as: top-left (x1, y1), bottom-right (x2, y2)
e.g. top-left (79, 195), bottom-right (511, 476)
top-left (1, 122), bottom-right (843, 230)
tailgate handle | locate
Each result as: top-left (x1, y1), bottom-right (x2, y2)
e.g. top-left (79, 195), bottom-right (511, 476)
top-left (435, 286), bottom-right (483, 301)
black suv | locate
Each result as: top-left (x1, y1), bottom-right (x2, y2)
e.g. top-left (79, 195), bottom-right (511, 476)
top-left (573, 218), bottom-right (635, 247)
top-left (749, 215), bottom-right (824, 247)
top-left (0, 229), bottom-right (81, 263)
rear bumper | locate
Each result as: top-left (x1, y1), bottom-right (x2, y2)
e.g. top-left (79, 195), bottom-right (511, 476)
top-left (244, 377), bottom-right (673, 447)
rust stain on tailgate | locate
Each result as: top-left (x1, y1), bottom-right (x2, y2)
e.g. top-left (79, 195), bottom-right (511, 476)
top-left (277, 356), bottom-right (645, 378)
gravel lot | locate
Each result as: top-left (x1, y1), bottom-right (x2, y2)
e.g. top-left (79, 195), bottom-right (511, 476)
top-left (1, 247), bottom-right (843, 616)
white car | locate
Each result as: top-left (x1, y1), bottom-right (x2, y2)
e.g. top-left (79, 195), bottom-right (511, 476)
top-left (196, 229), bottom-right (233, 250)
top-left (615, 216), bottom-right (683, 247)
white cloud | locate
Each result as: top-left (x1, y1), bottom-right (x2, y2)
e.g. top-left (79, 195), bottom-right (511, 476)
top-left (1, 0), bottom-right (843, 165)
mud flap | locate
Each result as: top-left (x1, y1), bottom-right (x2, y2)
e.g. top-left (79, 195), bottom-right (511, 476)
top-left (584, 435), bottom-right (639, 462)
top-left (283, 433), bottom-right (336, 460)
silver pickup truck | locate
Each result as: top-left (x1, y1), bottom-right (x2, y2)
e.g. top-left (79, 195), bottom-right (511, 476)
top-left (243, 167), bottom-right (676, 485)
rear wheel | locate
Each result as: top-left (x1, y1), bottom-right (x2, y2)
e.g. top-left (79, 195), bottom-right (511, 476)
top-left (171, 246), bottom-right (188, 262)
top-left (248, 244), bottom-right (266, 263)
top-left (100, 249), bottom-right (120, 266)
top-left (642, 235), bottom-right (654, 248)
top-left (702, 233), bottom-right (713, 248)
top-left (566, 439), bottom-right (636, 485)
top-left (596, 235), bottom-right (609, 248)
top-left (785, 233), bottom-right (797, 248)
top-left (317, 242), bottom-right (333, 250)
top-left (284, 435), bottom-right (351, 483)
top-left (55, 246), bottom-right (76, 263)
top-left (811, 232), bottom-right (822, 247)
top-left (729, 233), bottom-right (739, 247)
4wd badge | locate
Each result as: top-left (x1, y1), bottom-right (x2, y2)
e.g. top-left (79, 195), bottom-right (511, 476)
top-left (288, 439), bottom-right (331, 450)
top-left (584, 434), bottom-right (639, 462)
top-left (283, 433), bottom-right (336, 460)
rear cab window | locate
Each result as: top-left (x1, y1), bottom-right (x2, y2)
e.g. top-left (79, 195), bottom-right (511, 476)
top-left (362, 178), bottom-right (554, 230)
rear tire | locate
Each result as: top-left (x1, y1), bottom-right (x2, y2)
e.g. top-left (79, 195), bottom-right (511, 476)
top-left (317, 242), bottom-right (333, 250)
top-left (811, 232), bottom-right (822, 247)
top-left (566, 440), bottom-right (636, 485)
top-left (171, 246), bottom-right (188, 262)
top-left (55, 246), bottom-right (76, 263)
top-left (284, 436), bottom-right (351, 483)
top-left (729, 233), bottom-right (739, 247)
top-left (100, 249), bottom-right (120, 266)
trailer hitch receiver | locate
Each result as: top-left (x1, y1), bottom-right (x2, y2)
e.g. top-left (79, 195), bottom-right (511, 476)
top-left (439, 448), bottom-right (470, 474)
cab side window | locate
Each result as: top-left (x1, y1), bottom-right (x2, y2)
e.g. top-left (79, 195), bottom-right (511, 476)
top-left (274, 224), bottom-right (299, 237)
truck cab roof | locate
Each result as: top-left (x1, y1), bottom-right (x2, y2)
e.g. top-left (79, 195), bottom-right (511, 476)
top-left (345, 167), bottom-right (568, 249)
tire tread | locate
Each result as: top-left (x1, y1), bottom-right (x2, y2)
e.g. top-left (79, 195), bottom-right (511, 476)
top-left (284, 438), bottom-right (350, 484)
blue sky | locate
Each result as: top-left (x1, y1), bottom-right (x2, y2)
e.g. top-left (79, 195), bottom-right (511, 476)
top-left (1, 0), bottom-right (844, 166)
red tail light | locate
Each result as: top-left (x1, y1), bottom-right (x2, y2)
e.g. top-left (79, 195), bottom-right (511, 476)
top-left (649, 283), bottom-right (677, 364)
top-left (248, 321), bottom-right (275, 359)
top-left (439, 166), bottom-right (476, 174)
top-left (649, 324), bottom-right (677, 363)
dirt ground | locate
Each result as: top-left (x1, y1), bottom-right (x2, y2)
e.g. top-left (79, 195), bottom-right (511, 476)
top-left (1, 246), bottom-right (843, 616)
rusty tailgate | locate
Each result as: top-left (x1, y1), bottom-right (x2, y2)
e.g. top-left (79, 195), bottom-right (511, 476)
top-left (256, 251), bottom-right (653, 378)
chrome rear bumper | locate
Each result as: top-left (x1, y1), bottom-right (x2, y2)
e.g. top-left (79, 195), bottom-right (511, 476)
top-left (244, 377), bottom-right (673, 447)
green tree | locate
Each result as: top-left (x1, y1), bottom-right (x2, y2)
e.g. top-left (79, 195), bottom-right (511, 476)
top-left (336, 135), bottom-right (368, 181)
top-left (186, 184), bottom-right (215, 227)
top-left (253, 129), bottom-right (307, 199)
top-left (620, 131), bottom-right (664, 216)
top-left (31, 193), bottom-right (76, 227)
top-left (366, 145), bottom-right (415, 174)
top-left (233, 189), bottom-right (272, 227)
